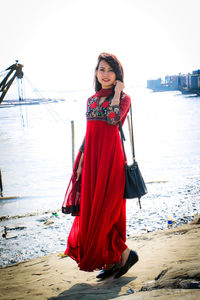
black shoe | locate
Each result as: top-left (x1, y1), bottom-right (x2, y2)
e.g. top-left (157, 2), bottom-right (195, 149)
top-left (96, 262), bottom-right (121, 279)
top-left (114, 250), bottom-right (138, 279)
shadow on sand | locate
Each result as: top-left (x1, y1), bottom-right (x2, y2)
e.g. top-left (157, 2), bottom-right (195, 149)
top-left (48, 276), bottom-right (137, 300)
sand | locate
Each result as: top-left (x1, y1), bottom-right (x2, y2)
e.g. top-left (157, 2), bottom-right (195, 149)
top-left (0, 220), bottom-right (200, 300)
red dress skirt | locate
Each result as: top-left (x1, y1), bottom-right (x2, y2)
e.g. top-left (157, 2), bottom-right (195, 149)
top-left (64, 93), bottom-right (130, 271)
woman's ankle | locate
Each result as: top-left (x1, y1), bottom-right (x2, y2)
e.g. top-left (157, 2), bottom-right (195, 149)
top-left (121, 248), bottom-right (130, 267)
top-left (104, 263), bottom-right (115, 270)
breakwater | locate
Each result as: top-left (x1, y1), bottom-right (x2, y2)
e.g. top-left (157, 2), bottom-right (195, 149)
top-left (147, 69), bottom-right (200, 95)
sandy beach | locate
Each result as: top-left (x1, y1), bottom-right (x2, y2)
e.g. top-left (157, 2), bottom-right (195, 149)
top-left (0, 219), bottom-right (200, 300)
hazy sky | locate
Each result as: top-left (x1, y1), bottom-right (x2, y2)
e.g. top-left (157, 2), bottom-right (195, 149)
top-left (1, 0), bottom-right (199, 91)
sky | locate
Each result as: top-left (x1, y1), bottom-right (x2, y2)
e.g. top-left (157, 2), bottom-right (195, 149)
top-left (0, 0), bottom-right (200, 91)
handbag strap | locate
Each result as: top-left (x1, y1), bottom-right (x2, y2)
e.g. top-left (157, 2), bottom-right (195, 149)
top-left (119, 102), bottom-right (143, 209)
top-left (119, 121), bottom-right (126, 162)
top-left (119, 102), bottom-right (135, 162)
top-left (129, 103), bottom-right (135, 161)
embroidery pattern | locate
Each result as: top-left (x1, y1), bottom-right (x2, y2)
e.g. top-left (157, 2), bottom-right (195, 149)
top-left (86, 96), bottom-right (121, 124)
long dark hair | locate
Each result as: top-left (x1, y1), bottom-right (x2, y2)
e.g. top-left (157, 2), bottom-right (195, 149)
top-left (94, 52), bottom-right (124, 92)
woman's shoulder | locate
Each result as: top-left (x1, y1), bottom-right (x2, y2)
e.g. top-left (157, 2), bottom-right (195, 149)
top-left (121, 91), bottom-right (130, 99)
top-left (87, 93), bottom-right (98, 101)
top-left (121, 92), bottom-right (131, 104)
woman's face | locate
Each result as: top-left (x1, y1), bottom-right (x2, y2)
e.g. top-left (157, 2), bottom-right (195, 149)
top-left (96, 60), bottom-right (116, 89)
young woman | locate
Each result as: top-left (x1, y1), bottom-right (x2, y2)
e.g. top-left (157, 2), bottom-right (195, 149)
top-left (62, 52), bottom-right (138, 279)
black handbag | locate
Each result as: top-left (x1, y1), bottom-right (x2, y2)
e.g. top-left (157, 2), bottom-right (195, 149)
top-left (119, 103), bottom-right (147, 208)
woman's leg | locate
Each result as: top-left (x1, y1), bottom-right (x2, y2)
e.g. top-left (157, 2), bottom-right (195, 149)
top-left (121, 247), bottom-right (130, 266)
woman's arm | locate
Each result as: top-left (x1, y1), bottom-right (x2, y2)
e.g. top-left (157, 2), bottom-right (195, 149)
top-left (76, 152), bottom-right (84, 181)
top-left (111, 80), bottom-right (125, 106)
top-left (106, 81), bottom-right (131, 125)
top-left (80, 137), bottom-right (85, 153)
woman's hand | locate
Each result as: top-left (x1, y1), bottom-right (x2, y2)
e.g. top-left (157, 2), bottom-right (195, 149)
top-left (114, 80), bottom-right (125, 94)
top-left (111, 80), bottom-right (125, 106)
top-left (76, 152), bottom-right (84, 181)
top-left (76, 165), bottom-right (82, 181)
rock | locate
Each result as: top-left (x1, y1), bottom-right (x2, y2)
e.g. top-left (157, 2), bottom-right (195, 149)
top-left (6, 226), bottom-right (26, 231)
top-left (179, 280), bottom-right (200, 289)
top-left (191, 215), bottom-right (200, 224)
top-left (2, 226), bottom-right (7, 238)
top-left (44, 219), bottom-right (54, 225)
top-left (141, 265), bottom-right (200, 291)
top-left (6, 234), bottom-right (18, 239)
top-left (154, 269), bottom-right (168, 280)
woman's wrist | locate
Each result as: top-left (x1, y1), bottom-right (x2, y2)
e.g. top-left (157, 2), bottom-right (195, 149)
top-left (111, 101), bottom-right (120, 106)
top-left (111, 94), bottom-right (120, 106)
top-left (110, 90), bottom-right (120, 104)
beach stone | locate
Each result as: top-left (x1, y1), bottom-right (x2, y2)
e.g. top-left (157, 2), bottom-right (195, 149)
top-left (6, 226), bottom-right (26, 231)
top-left (191, 215), bottom-right (200, 224)
top-left (179, 280), bottom-right (200, 289)
top-left (141, 264), bottom-right (200, 291)
top-left (44, 219), bottom-right (54, 225)
top-left (5, 234), bottom-right (18, 239)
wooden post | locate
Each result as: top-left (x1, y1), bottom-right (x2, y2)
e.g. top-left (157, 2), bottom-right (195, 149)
top-left (0, 169), bottom-right (3, 197)
top-left (0, 168), bottom-right (20, 200)
top-left (71, 120), bottom-right (75, 170)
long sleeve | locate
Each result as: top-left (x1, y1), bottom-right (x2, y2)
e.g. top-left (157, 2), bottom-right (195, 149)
top-left (106, 93), bottom-right (131, 125)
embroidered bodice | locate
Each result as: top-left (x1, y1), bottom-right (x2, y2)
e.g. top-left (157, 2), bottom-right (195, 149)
top-left (86, 92), bottom-right (130, 125)
top-left (80, 92), bottom-right (131, 153)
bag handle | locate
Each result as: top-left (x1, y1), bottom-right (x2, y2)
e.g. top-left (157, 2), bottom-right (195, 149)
top-left (119, 104), bottom-right (142, 208)
top-left (119, 121), bottom-right (126, 162)
top-left (119, 102), bottom-right (135, 162)
top-left (129, 103), bottom-right (135, 161)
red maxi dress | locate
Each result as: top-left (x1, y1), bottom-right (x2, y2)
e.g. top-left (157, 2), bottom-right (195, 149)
top-left (64, 90), bottom-right (131, 271)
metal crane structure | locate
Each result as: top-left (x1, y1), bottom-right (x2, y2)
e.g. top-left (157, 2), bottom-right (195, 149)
top-left (0, 61), bottom-right (64, 125)
top-left (0, 61), bottom-right (24, 104)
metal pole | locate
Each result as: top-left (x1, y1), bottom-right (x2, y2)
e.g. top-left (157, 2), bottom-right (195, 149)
top-left (0, 169), bottom-right (3, 197)
top-left (71, 120), bottom-right (75, 170)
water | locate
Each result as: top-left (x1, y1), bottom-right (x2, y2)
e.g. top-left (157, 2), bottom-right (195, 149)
top-left (0, 87), bottom-right (200, 267)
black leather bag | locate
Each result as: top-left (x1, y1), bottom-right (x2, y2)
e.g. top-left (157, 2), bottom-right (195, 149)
top-left (119, 104), bottom-right (147, 208)
top-left (124, 161), bottom-right (147, 200)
